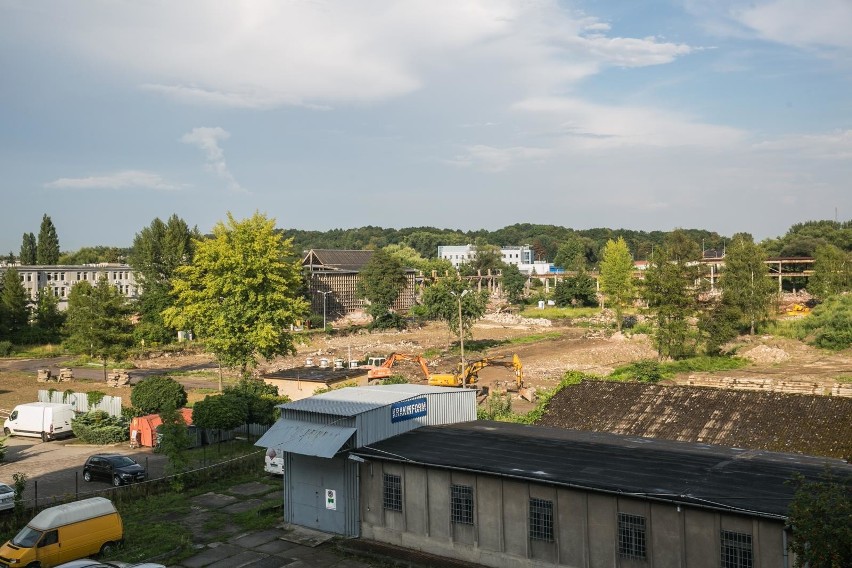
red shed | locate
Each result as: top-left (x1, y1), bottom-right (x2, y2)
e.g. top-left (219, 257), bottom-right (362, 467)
top-left (129, 408), bottom-right (193, 447)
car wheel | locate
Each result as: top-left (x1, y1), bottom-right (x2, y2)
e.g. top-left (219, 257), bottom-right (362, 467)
top-left (25, 562), bottom-right (41, 568)
top-left (3, 427), bottom-right (9, 436)
top-left (113, 475), bottom-right (122, 487)
top-left (83, 470), bottom-right (92, 482)
top-left (41, 432), bottom-right (49, 442)
top-left (100, 541), bottom-right (115, 556)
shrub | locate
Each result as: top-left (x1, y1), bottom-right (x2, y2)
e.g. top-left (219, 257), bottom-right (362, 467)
top-left (380, 375), bottom-right (409, 385)
top-left (131, 376), bottom-right (188, 414)
top-left (610, 360), bottom-right (664, 383)
top-left (72, 410), bottom-right (129, 444)
top-left (0, 341), bottom-right (12, 357)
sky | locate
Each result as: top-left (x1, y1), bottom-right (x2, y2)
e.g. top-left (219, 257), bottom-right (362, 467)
top-left (1, 0), bottom-right (851, 254)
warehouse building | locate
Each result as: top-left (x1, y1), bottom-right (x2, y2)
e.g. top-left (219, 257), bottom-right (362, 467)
top-left (256, 384), bottom-right (476, 537)
top-left (351, 421), bottom-right (850, 568)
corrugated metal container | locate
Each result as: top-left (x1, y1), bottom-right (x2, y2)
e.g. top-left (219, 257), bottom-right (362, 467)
top-left (278, 385), bottom-right (476, 447)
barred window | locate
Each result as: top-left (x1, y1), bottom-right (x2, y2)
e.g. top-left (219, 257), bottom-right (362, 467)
top-left (618, 513), bottom-right (646, 560)
top-left (529, 498), bottom-right (554, 542)
top-left (721, 530), bottom-right (753, 568)
top-left (383, 473), bottom-right (402, 512)
top-left (451, 484), bottom-right (474, 525)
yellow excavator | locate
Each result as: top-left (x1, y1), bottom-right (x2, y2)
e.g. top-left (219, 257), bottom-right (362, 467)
top-left (429, 354), bottom-right (524, 391)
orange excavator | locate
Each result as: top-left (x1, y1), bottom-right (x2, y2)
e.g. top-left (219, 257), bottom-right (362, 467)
top-left (366, 353), bottom-right (432, 380)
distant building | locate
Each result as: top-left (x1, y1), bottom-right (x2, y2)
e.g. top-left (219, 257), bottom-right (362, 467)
top-left (0, 264), bottom-right (139, 310)
top-left (302, 249), bottom-right (416, 319)
top-left (438, 244), bottom-right (552, 274)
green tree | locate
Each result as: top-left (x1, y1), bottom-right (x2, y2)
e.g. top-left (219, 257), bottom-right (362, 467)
top-left (224, 379), bottom-right (283, 428)
top-left (19, 233), bottom-right (36, 265)
top-left (421, 278), bottom-right (488, 347)
top-left (469, 240), bottom-right (503, 273)
top-left (356, 247), bottom-right (408, 329)
top-left (192, 393), bottom-right (249, 444)
top-left (501, 263), bottom-right (527, 305)
top-left (721, 234), bottom-right (776, 334)
top-left (642, 231), bottom-right (701, 360)
top-left (36, 214), bottom-right (60, 265)
top-left (0, 268), bottom-right (31, 342)
top-left (129, 215), bottom-right (199, 344)
top-left (63, 278), bottom-right (133, 379)
top-left (553, 269), bottom-right (597, 307)
top-left (598, 237), bottom-right (635, 330)
top-left (163, 212), bottom-right (309, 378)
top-left (787, 472), bottom-right (851, 568)
top-left (156, 403), bottom-right (191, 475)
top-left (553, 234), bottom-right (596, 270)
top-left (33, 288), bottom-right (65, 343)
top-left (809, 243), bottom-right (851, 299)
top-left (130, 376), bottom-right (188, 414)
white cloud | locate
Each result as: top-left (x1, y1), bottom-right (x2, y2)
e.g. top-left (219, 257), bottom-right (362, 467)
top-left (6, 0), bottom-right (696, 109)
top-left (44, 170), bottom-right (181, 190)
top-left (752, 129), bottom-right (852, 160)
top-left (448, 144), bottom-right (552, 172)
top-left (180, 127), bottom-right (246, 193)
top-left (733, 0), bottom-right (852, 50)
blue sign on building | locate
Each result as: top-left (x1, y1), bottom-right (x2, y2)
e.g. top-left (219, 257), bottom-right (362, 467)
top-left (391, 398), bottom-right (428, 423)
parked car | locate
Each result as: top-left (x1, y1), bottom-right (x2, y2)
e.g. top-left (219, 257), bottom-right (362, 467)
top-left (55, 561), bottom-right (165, 568)
top-left (0, 483), bottom-right (14, 512)
top-left (83, 454), bottom-right (147, 486)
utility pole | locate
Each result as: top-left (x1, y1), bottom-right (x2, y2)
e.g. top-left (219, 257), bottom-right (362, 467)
top-left (452, 289), bottom-right (470, 386)
top-left (320, 290), bottom-right (332, 330)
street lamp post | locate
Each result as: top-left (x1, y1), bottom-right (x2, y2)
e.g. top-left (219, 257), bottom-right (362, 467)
top-left (451, 289), bottom-right (470, 386)
top-left (319, 290), bottom-right (333, 330)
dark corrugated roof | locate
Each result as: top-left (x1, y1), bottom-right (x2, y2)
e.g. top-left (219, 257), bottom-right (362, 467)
top-left (353, 420), bottom-right (852, 519)
top-left (303, 249), bottom-right (374, 271)
top-left (537, 381), bottom-right (852, 459)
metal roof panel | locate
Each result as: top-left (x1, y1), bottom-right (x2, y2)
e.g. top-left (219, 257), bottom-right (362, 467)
top-left (256, 419), bottom-right (356, 458)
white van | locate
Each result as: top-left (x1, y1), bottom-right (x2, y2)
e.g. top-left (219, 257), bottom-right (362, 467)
top-left (264, 448), bottom-right (284, 475)
top-left (3, 402), bottom-right (76, 442)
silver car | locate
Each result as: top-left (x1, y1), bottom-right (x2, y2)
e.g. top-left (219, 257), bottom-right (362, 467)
top-left (0, 483), bottom-right (14, 512)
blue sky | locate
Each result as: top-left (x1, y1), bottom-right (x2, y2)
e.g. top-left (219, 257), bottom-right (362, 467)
top-left (1, 0), bottom-right (850, 253)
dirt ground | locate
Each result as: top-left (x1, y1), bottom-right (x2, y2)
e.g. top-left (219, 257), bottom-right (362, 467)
top-left (2, 313), bottom-right (851, 419)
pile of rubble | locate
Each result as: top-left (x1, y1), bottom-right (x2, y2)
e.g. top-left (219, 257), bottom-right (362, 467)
top-left (739, 344), bottom-right (791, 364)
top-left (480, 312), bottom-right (552, 327)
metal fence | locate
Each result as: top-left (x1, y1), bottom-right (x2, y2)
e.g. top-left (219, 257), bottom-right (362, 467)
top-left (37, 390), bottom-right (123, 417)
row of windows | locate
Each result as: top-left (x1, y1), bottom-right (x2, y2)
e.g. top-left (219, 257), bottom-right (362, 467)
top-left (18, 271), bottom-right (133, 283)
top-left (381, 474), bottom-right (753, 567)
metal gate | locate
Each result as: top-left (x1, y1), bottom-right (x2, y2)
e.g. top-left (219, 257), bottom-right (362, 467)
top-left (288, 454), bottom-right (349, 535)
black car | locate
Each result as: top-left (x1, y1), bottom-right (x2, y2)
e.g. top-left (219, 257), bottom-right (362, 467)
top-left (83, 454), bottom-right (146, 486)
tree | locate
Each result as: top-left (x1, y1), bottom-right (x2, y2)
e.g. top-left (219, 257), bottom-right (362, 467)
top-left (469, 240), bottom-right (503, 274)
top-left (787, 472), bottom-right (851, 568)
top-left (598, 237), bottom-right (635, 330)
top-left (720, 234), bottom-right (776, 334)
top-left (501, 263), bottom-right (527, 305)
top-left (642, 231), bottom-right (702, 360)
top-left (0, 268), bottom-right (31, 342)
top-left (130, 376), bottom-right (188, 414)
top-left (192, 393), bottom-right (249, 444)
top-left (163, 212), bottom-right (309, 378)
top-left (32, 288), bottom-right (65, 343)
top-left (553, 269), bottom-right (597, 307)
top-left (128, 215), bottom-right (198, 344)
top-left (19, 233), bottom-right (36, 265)
top-left (63, 278), bottom-right (133, 379)
top-left (421, 278), bottom-right (488, 347)
top-left (156, 403), bottom-right (191, 475)
top-left (356, 247), bottom-right (408, 329)
top-left (809, 243), bottom-right (851, 299)
top-left (36, 214), bottom-right (60, 265)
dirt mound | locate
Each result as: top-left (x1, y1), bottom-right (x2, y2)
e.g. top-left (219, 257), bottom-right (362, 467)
top-left (740, 344), bottom-right (791, 364)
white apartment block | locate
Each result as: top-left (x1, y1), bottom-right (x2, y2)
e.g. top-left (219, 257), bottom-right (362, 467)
top-left (0, 264), bottom-right (139, 310)
top-left (437, 245), bottom-right (536, 269)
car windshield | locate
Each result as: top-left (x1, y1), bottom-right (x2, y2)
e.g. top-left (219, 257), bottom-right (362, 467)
top-left (0, 483), bottom-right (13, 494)
top-left (108, 456), bottom-right (137, 467)
top-left (12, 526), bottom-right (42, 548)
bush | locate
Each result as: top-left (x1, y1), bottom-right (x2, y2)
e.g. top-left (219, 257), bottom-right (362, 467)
top-left (131, 376), bottom-right (188, 414)
top-left (72, 410), bottom-right (129, 444)
top-left (610, 360), bottom-right (664, 383)
top-left (369, 312), bottom-right (407, 330)
top-left (795, 294), bottom-right (852, 351)
top-left (0, 341), bottom-right (12, 357)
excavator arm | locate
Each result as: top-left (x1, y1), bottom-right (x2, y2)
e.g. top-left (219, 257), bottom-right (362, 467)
top-left (367, 353), bottom-right (431, 380)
